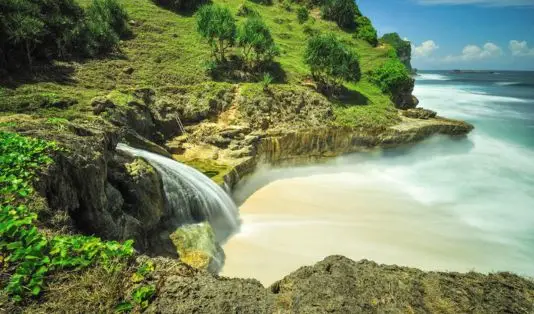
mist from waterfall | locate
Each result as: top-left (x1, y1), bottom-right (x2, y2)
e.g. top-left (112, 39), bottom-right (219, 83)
top-left (116, 144), bottom-right (240, 243)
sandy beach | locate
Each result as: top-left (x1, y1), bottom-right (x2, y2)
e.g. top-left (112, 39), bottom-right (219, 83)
top-left (221, 172), bottom-right (533, 285)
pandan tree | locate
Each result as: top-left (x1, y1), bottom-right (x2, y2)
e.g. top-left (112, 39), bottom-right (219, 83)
top-left (196, 4), bottom-right (236, 62)
top-left (304, 33), bottom-right (361, 94)
top-left (237, 17), bottom-right (279, 69)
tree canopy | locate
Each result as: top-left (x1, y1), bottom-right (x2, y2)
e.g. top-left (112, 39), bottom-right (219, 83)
top-left (304, 33), bottom-right (361, 93)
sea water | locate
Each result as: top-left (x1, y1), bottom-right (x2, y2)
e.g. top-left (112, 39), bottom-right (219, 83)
top-left (221, 71), bottom-right (534, 285)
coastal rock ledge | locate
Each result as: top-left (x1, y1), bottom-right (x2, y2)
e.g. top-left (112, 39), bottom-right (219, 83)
top-left (147, 255), bottom-right (534, 313)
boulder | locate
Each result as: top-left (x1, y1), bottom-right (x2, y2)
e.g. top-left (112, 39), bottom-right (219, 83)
top-left (402, 107), bottom-right (437, 119)
top-left (169, 223), bottom-right (224, 273)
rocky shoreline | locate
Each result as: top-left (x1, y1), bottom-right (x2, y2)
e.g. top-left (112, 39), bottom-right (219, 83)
top-left (10, 84), bottom-right (531, 313)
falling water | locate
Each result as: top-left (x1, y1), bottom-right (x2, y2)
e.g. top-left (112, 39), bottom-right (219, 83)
top-left (116, 144), bottom-right (240, 243)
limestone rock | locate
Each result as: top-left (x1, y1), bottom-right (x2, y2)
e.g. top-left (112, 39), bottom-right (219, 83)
top-left (402, 107), bottom-right (437, 119)
top-left (91, 96), bottom-right (115, 115)
top-left (169, 223), bottom-right (224, 273)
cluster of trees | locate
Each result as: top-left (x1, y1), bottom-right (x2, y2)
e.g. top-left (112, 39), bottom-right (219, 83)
top-left (369, 58), bottom-right (412, 96)
top-left (320, 0), bottom-right (361, 29)
top-left (152, 0), bottom-right (207, 12)
top-left (319, 0), bottom-right (377, 46)
top-left (380, 32), bottom-right (412, 71)
top-left (0, 0), bottom-right (130, 71)
top-left (196, 4), bottom-right (279, 70)
top-left (304, 34), bottom-right (360, 94)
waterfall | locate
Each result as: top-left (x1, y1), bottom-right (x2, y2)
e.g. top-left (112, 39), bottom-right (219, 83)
top-left (116, 144), bottom-right (240, 243)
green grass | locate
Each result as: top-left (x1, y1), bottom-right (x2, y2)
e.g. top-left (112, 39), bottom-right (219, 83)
top-left (0, 0), bottom-right (398, 128)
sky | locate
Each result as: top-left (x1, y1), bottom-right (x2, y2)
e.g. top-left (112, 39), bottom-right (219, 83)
top-left (358, 0), bottom-right (534, 70)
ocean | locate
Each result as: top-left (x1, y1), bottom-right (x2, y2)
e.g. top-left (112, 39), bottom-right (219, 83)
top-left (221, 71), bottom-right (534, 285)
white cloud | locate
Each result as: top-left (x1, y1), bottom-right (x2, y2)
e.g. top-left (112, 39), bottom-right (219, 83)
top-left (509, 40), bottom-right (534, 57)
top-left (443, 42), bottom-right (503, 62)
top-left (416, 0), bottom-right (534, 7)
top-left (413, 40), bottom-right (439, 58)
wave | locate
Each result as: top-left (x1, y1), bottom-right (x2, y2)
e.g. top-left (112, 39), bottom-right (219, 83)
top-left (495, 81), bottom-right (520, 86)
top-left (417, 73), bottom-right (450, 81)
top-left (413, 85), bottom-right (530, 121)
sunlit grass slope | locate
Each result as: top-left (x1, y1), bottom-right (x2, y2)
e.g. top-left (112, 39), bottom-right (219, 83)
top-left (0, 0), bottom-right (399, 129)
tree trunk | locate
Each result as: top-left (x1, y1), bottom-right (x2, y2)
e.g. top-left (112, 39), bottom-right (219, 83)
top-left (25, 41), bottom-right (33, 69)
top-left (219, 39), bottom-right (225, 62)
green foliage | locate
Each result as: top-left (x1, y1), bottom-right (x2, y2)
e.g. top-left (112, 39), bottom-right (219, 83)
top-left (248, 0), bottom-right (273, 6)
top-left (0, 132), bottom-right (135, 302)
top-left (321, 0), bottom-right (361, 29)
top-left (131, 261), bottom-right (155, 283)
top-left (151, 0), bottom-right (208, 12)
top-left (261, 72), bottom-right (274, 90)
top-left (296, 6), bottom-right (309, 24)
top-left (380, 32), bottom-right (412, 70)
top-left (83, 0), bottom-right (130, 56)
top-left (196, 4), bottom-right (237, 62)
top-left (369, 58), bottom-right (412, 95)
top-left (279, 0), bottom-right (292, 11)
top-left (0, 132), bottom-right (56, 200)
top-left (304, 34), bottom-right (361, 93)
top-left (132, 285), bottom-right (156, 309)
top-left (236, 3), bottom-right (260, 17)
top-left (237, 17), bottom-right (279, 69)
top-left (354, 16), bottom-right (377, 47)
top-left (0, 0), bottom-right (129, 70)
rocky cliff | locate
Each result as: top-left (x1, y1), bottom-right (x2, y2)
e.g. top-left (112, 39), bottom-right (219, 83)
top-left (13, 255), bottom-right (533, 313)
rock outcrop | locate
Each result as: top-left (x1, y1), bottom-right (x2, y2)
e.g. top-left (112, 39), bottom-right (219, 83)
top-left (141, 255), bottom-right (534, 313)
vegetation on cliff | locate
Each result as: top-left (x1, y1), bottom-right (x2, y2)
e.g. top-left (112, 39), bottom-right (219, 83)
top-left (380, 32), bottom-right (412, 71)
top-left (0, 132), bottom-right (134, 302)
top-left (0, 0), bottom-right (480, 309)
top-left (0, 0), bottom-right (130, 70)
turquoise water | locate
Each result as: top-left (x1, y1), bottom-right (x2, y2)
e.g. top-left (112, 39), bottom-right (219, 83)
top-left (224, 71), bottom-right (534, 282)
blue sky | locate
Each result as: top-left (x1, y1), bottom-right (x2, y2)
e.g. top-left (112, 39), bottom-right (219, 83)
top-left (358, 0), bottom-right (534, 70)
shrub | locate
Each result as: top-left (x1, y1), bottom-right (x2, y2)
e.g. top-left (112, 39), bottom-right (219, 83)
top-left (151, 0), bottom-right (207, 12)
top-left (237, 17), bottom-right (279, 69)
top-left (380, 32), bottom-right (412, 70)
top-left (196, 4), bottom-right (236, 62)
top-left (0, 132), bottom-right (135, 302)
top-left (83, 0), bottom-right (130, 56)
top-left (369, 58), bottom-right (412, 95)
top-left (261, 72), bottom-right (274, 90)
top-left (321, 0), bottom-right (361, 29)
top-left (354, 16), bottom-right (377, 46)
top-left (0, 0), bottom-right (129, 69)
top-left (304, 33), bottom-right (360, 93)
top-left (279, 0), bottom-right (292, 11)
top-left (0, 0), bottom-right (83, 67)
top-left (249, 0), bottom-right (273, 5)
top-left (297, 6), bottom-right (309, 24)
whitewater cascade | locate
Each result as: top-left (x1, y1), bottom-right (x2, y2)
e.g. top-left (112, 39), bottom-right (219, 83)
top-left (116, 144), bottom-right (241, 243)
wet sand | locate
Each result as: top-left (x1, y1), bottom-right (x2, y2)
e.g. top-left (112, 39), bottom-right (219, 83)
top-left (221, 173), bottom-right (533, 286)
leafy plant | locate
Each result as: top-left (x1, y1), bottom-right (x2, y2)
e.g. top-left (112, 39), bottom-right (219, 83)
top-left (196, 4), bottom-right (237, 63)
top-left (83, 0), bottom-right (130, 56)
top-left (261, 72), bottom-right (274, 90)
top-left (0, 0), bottom-right (129, 70)
top-left (320, 0), bottom-right (361, 29)
top-left (296, 6), bottom-right (309, 24)
top-left (369, 58), bottom-right (412, 95)
top-left (304, 33), bottom-right (361, 94)
top-left (131, 261), bottom-right (155, 283)
top-left (354, 16), bottom-right (377, 47)
top-left (0, 132), bottom-right (135, 302)
top-left (237, 17), bottom-right (279, 69)
top-left (132, 285), bottom-right (156, 309)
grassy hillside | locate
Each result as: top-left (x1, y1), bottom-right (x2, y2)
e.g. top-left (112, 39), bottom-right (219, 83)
top-left (0, 0), bottom-right (399, 129)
